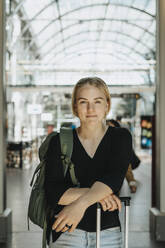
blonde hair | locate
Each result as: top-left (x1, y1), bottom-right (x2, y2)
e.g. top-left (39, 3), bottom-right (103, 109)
top-left (72, 77), bottom-right (111, 117)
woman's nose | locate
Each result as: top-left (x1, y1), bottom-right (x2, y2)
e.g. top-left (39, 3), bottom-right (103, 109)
top-left (87, 102), bottom-right (94, 111)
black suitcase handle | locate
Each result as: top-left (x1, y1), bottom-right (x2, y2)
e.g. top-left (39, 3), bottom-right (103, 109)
top-left (120, 196), bottom-right (131, 206)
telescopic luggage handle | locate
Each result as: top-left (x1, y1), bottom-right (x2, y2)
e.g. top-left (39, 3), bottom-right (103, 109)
top-left (96, 203), bottom-right (101, 248)
top-left (120, 196), bottom-right (131, 248)
top-left (96, 196), bottom-right (131, 248)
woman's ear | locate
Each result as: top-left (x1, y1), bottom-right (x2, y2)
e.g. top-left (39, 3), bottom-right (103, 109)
top-left (106, 103), bottom-right (109, 112)
top-left (107, 100), bottom-right (111, 112)
top-left (104, 109), bottom-right (108, 118)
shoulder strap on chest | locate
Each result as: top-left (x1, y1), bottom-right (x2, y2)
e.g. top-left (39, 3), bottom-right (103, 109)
top-left (59, 127), bottom-right (73, 159)
top-left (59, 127), bottom-right (79, 186)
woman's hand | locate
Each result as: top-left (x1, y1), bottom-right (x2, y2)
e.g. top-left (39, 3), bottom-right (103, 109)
top-left (52, 201), bottom-right (87, 233)
top-left (99, 194), bottom-right (122, 212)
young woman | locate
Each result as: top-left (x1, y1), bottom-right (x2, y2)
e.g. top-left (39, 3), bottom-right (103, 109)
top-left (45, 77), bottom-right (132, 248)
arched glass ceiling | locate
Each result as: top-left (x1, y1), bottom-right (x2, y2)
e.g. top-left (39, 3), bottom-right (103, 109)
top-left (10, 0), bottom-right (156, 86)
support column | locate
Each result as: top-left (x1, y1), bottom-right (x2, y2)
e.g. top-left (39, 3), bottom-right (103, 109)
top-left (150, 0), bottom-right (165, 241)
top-left (0, 0), bottom-right (12, 243)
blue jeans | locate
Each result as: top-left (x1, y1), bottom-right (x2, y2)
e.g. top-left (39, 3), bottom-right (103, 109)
top-left (49, 227), bottom-right (122, 248)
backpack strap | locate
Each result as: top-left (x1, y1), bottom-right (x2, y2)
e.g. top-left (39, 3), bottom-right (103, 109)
top-left (69, 162), bottom-right (80, 187)
top-left (42, 217), bottom-right (47, 248)
top-left (30, 162), bottom-right (43, 187)
top-left (39, 131), bottom-right (57, 161)
top-left (60, 127), bottom-right (73, 159)
top-left (59, 127), bottom-right (80, 187)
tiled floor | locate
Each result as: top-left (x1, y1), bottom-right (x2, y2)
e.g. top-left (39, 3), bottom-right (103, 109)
top-left (1, 151), bottom-right (165, 248)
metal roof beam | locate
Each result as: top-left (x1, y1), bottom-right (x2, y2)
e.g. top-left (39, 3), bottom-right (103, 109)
top-left (21, 0), bottom-right (56, 36)
top-left (28, 18), bottom-right (154, 56)
top-left (11, 0), bottom-right (26, 16)
top-left (44, 38), bottom-right (147, 64)
top-left (7, 85), bottom-right (156, 94)
top-left (17, 50), bottom-right (133, 66)
top-left (10, 67), bottom-right (150, 72)
top-left (92, 1), bottom-right (109, 66)
top-left (23, 3), bottom-right (155, 51)
top-left (55, 0), bottom-right (66, 56)
top-left (53, 50), bottom-right (139, 64)
top-left (41, 29), bottom-right (154, 59)
top-left (10, 0), bottom-right (40, 57)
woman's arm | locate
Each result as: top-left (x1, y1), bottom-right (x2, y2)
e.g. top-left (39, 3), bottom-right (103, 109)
top-left (58, 181), bottom-right (114, 206)
top-left (58, 187), bottom-right (89, 205)
top-left (75, 181), bottom-right (113, 207)
top-left (58, 185), bottom-right (121, 213)
top-left (52, 181), bottom-right (120, 233)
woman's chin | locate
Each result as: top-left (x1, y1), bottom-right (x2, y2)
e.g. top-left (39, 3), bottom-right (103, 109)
top-left (85, 118), bottom-right (100, 124)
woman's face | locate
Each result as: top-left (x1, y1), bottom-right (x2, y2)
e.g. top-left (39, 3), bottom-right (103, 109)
top-left (75, 84), bottom-right (109, 125)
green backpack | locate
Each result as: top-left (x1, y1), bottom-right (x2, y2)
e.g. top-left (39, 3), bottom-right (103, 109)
top-left (27, 127), bottom-right (79, 248)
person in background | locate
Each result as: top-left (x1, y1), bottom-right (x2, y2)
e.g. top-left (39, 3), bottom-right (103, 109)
top-left (45, 77), bottom-right (132, 248)
top-left (47, 124), bottom-right (54, 135)
top-left (106, 119), bottom-right (138, 193)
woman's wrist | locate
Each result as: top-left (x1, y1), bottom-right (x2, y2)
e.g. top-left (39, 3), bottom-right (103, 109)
top-left (74, 195), bottom-right (91, 209)
top-left (58, 187), bottom-right (90, 205)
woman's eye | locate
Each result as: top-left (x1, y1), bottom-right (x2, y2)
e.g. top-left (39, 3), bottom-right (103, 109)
top-left (95, 101), bottom-right (101, 104)
top-left (80, 101), bottom-right (86, 104)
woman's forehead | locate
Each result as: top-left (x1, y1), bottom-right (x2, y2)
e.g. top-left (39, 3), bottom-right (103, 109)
top-left (76, 84), bottom-right (105, 96)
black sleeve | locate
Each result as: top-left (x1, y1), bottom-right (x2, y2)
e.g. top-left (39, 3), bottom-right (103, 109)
top-left (44, 133), bottom-right (72, 209)
top-left (97, 128), bottom-right (133, 194)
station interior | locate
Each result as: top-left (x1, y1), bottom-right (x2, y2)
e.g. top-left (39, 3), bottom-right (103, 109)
top-left (0, 1), bottom-right (165, 248)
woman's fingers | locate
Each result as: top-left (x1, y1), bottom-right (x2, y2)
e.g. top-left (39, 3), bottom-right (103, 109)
top-left (112, 194), bottom-right (122, 212)
top-left (100, 194), bottom-right (122, 212)
top-left (61, 226), bottom-right (68, 233)
top-left (52, 215), bottom-right (62, 230)
top-left (100, 199), bottom-right (109, 211)
top-left (68, 223), bottom-right (77, 233)
top-left (53, 218), bottom-right (67, 232)
top-left (108, 198), bottom-right (118, 211)
top-left (100, 197), bottom-right (114, 211)
top-left (53, 201), bottom-right (86, 233)
top-left (53, 218), bottom-right (74, 232)
top-left (103, 198), bottom-right (112, 211)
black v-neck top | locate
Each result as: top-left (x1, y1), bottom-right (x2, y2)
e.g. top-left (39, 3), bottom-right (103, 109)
top-left (45, 126), bottom-right (132, 244)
